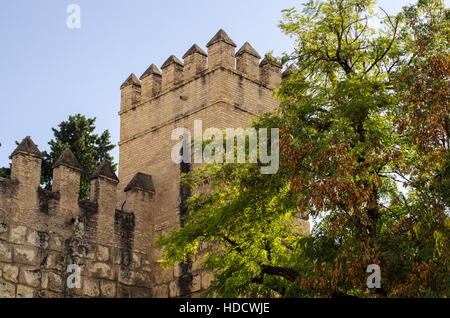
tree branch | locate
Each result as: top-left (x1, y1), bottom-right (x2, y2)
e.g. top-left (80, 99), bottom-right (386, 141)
top-left (222, 235), bottom-right (243, 254)
top-left (260, 264), bottom-right (299, 282)
top-left (365, 7), bottom-right (399, 74)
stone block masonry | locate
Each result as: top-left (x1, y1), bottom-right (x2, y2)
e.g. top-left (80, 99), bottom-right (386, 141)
top-left (0, 29), bottom-right (309, 298)
top-left (0, 138), bottom-right (153, 298)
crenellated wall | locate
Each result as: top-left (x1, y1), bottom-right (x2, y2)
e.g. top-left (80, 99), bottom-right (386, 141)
top-left (0, 137), bottom-right (155, 298)
top-left (0, 29), bottom-right (308, 299)
top-left (119, 29), bottom-right (281, 115)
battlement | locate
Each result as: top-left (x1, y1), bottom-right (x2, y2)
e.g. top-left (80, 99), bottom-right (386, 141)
top-left (0, 137), bottom-right (157, 232)
top-left (1, 137), bottom-right (118, 214)
top-left (119, 29), bottom-right (282, 112)
top-left (0, 136), bottom-right (156, 298)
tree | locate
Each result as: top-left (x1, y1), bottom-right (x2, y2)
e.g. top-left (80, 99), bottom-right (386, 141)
top-left (41, 114), bottom-right (116, 200)
top-left (157, 0), bottom-right (449, 297)
top-left (388, 0), bottom-right (449, 295)
top-left (0, 167), bottom-right (11, 179)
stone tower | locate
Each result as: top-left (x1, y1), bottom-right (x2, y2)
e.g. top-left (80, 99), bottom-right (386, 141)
top-left (117, 29), bottom-right (284, 296)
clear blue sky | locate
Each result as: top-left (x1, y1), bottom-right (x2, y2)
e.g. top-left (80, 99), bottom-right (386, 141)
top-left (0, 0), bottom-right (441, 168)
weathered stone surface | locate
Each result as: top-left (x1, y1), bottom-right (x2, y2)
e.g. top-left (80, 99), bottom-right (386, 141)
top-left (2, 264), bottom-right (19, 283)
top-left (119, 268), bottom-right (135, 286)
top-left (53, 148), bottom-right (81, 170)
top-left (111, 248), bottom-right (121, 265)
top-left (20, 268), bottom-right (41, 287)
top-left (120, 73), bottom-right (141, 89)
top-left (16, 284), bottom-right (34, 298)
top-left (88, 262), bottom-right (114, 280)
top-left (141, 265), bottom-right (152, 273)
top-left (42, 252), bottom-right (64, 271)
top-left (135, 271), bottom-right (152, 288)
top-left (132, 252), bottom-right (141, 269)
top-left (14, 247), bottom-right (37, 265)
top-left (132, 287), bottom-right (152, 298)
top-left (140, 63), bottom-right (162, 80)
top-left (100, 280), bottom-right (116, 298)
top-left (96, 245), bottom-right (110, 262)
top-left (86, 248), bottom-right (95, 260)
top-left (41, 271), bottom-right (62, 292)
top-left (9, 225), bottom-right (27, 244)
top-left (0, 241), bottom-right (12, 262)
top-left (236, 41), bottom-right (261, 58)
top-left (83, 279), bottom-right (100, 297)
top-left (161, 55), bottom-right (184, 69)
top-left (152, 265), bottom-right (173, 284)
top-left (0, 280), bottom-right (15, 298)
top-left (117, 285), bottom-right (132, 298)
top-left (190, 291), bottom-right (203, 298)
top-left (174, 264), bottom-right (182, 278)
top-left (124, 173), bottom-right (155, 193)
top-left (150, 247), bottom-right (165, 262)
top-left (35, 289), bottom-right (60, 298)
top-left (47, 233), bottom-right (64, 251)
top-left (169, 280), bottom-right (179, 298)
top-left (191, 274), bottom-right (202, 292)
top-left (183, 44), bottom-right (207, 59)
top-left (206, 29), bottom-right (236, 48)
top-left (48, 272), bottom-right (62, 292)
top-left (192, 257), bottom-right (203, 272)
top-left (27, 231), bottom-right (49, 249)
top-left (11, 136), bottom-right (42, 159)
top-left (141, 255), bottom-right (151, 266)
top-left (0, 222), bottom-right (7, 235)
top-left (90, 160), bottom-right (118, 181)
top-left (201, 272), bottom-right (215, 290)
top-left (69, 281), bottom-right (84, 297)
top-left (153, 284), bottom-right (168, 298)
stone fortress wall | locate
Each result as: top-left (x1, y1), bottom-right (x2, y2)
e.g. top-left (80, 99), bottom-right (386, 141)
top-left (0, 29), bottom-right (307, 298)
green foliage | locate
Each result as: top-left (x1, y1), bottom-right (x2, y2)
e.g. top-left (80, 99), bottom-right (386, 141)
top-left (0, 166), bottom-right (11, 179)
top-left (41, 114), bottom-right (116, 200)
top-left (158, 0), bottom-right (449, 298)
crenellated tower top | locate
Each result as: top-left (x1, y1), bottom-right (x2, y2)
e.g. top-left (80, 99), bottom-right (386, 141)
top-left (119, 29), bottom-right (282, 112)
